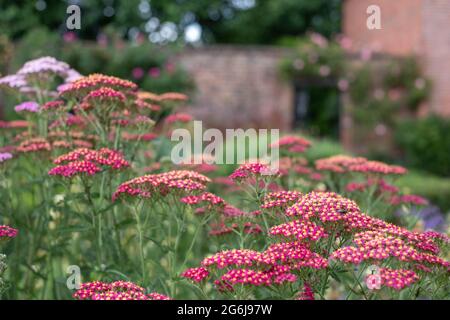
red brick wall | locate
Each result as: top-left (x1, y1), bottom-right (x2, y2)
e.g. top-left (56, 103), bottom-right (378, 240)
top-left (422, 0), bottom-right (450, 116)
top-left (176, 46), bottom-right (293, 131)
top-left (343, 0), bottom-right (450, 116)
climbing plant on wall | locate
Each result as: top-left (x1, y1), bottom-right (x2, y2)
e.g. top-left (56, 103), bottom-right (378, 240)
top-left (280, 33), bottom-right (430, 144)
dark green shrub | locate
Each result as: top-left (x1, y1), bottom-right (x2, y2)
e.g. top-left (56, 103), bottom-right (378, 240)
top-left (396, 115), bottom-right (450, 177)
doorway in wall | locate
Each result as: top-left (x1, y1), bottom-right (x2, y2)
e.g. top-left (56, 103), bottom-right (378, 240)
top-left (293, 79), bottom-right (341, 140)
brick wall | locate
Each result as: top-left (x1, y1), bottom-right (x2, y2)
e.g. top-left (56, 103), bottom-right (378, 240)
top-left (343, 0), bottom-right (450, 116)
top-left (176, 46), bottom-right (293, 131)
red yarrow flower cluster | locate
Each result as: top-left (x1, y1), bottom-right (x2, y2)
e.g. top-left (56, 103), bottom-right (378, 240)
top-left (270, 135), bottom-right (311, 153)
top-left (113, 170), bottom-right (210, 201)
top-left (181, 267), bottom-right (210, 283)
top-left (229, 163), bottom-right (278, 180)
top-left (48, 148), bottom-right (129, 178)
top-left (378, 268), bottom-right (419, 290)
top-left (261, 191), bottom-right (303, 209)
top-left (315, 155), bottom-right (406, 175)
top-left (0, 225), bottom-right (18, 239)
top-left (73, 280), bottom-right (171, 300)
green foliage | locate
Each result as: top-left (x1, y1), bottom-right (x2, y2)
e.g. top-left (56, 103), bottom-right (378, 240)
top-left (397, 171), bottom-right (450, 212)
top-left (396, 116), bottom-right (450, 177)
top-left (0, 0), bottom-right (341, 44)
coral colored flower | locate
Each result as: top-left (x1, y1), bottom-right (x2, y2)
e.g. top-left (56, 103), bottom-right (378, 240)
top-left (165, 113), bottom-right (193, 124)
top-left (0, 225), bottom-right (18, 239)
top-left (158, 92), bottom-right (188, 102)
top-left (60, 74), bottom-right (137, 97)
top-left (17, 138), bottom-right (51, 153)
top-left (270, 135), bottom-right (311, 153)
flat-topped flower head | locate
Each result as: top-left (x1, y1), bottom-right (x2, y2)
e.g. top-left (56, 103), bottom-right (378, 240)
top-left (201, 249), bottom-right (262, 269)
top-left (0, 74), bottom-right (27, 90)
top-left (181, 267), bottom-right (210, 283)
top-left (181, 192), bottom-right (225, 207)
top-left (218, 269), bottom-right (272, 287)
top-left (229, 163), bottom-right (279, 181)
top-left (378, 268), bottom-right (419, 290)
top-left (60, 73), bottom-right (137, 98)
top-left (17, 56), bottom-right (71, 78)
top-left (14, 101), bottom-right (40, 113)
top-left (261, 191), bottom-right (303, 209)
top-left (315, 155), bottom-right (367, 173)
top-left (285, 191), bottom-right (361, 222)
top-left (158, 92), bottom-right (188, 102)
top-left (165, 113), bottom-right (193, 125)
top-left (270, 135), bottom-right (311, 153)
top-left (41, 100), bottom-right (65, 112)
top-left (73, 280), bottom-right (170, 300)
top-left (17, 138), bottom-right (51, 153)
top-left (390, 195), bottom-right (428, 206)
top-left (113, 170), bottom-right (210, 201)
top-left (269, 219), bottom-right (327, 241)
top-left (0, 225), bottom-right (18, 240)
top-left (49, 148), bottom-right (129, 178)
top-left (348, 161), bottom-right (407, 175)
top-left (83, 87), bottom-right (126, 105)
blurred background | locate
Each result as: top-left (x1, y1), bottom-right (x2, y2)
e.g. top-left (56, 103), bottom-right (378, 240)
top-left (0, 0), bottom-right (449, 217)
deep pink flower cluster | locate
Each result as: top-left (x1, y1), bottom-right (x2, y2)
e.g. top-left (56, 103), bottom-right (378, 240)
top-left (269, 219), bottom-right (327, 241)
top-left (208, 221), bottom-right (262, 236)
top-left (48, 148), bottom-right (129, 178)
top-left (73, 280), bottom-right (171, 300)
top-left (390, 195), bottom-right (428, 206)
top-left (378, 268), bottom-right (419, 290)
top-left (296, 283), bottom-right (315, 300)
top-left (229, 163), bottom-right (278, 180)
top-left (113, 170), bottom-right (210, 201)
top-left (270, 135), bottom-right (311, 153)
top-left (180, 192), bottom-right (225, 207)
top-left (331, 230), bottom-right (449, 268)
top-left (261, 191), bottom-right (303, 209)
top-left (181, 267), bottom-right (210, 283)
top-left (41, 100), bottom-right (65, 111)
top-left (285, 191), bottom-right (361, 221)
top-left (0, 225), bottom-right (18, 239)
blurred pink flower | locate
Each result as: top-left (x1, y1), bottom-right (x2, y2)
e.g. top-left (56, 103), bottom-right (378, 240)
top-left (63, 31), bottom-right (77, 43)
top-left (148, 67), bottom-right (161, 78)
top-left (338, 79), bottom-right (349, 91)
top-left (165, 62), bottom-right (175, 74)
top-left (132, 67), bottom-right (144, 80)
